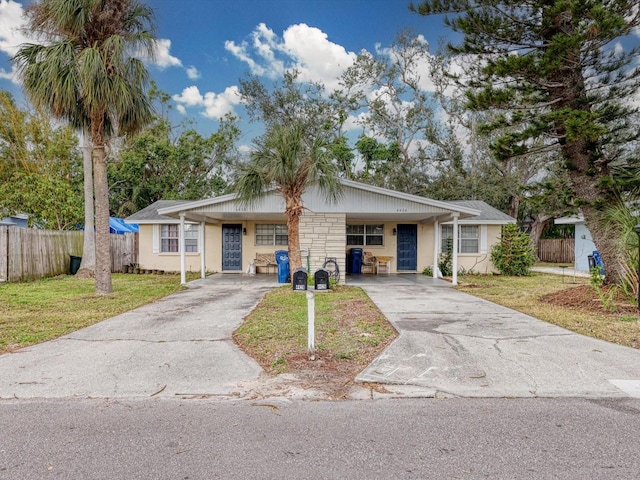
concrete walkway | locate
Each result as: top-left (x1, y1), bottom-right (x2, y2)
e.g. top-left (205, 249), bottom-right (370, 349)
top-left (357, 283), bottom-right (640, 398)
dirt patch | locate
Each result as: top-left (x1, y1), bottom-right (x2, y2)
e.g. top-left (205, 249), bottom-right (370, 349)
top-left (541, 284), bottom-right (638, 316)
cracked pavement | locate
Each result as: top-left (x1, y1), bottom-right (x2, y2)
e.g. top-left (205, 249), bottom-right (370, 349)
top-left (356, 284), bottom-right (640, 398)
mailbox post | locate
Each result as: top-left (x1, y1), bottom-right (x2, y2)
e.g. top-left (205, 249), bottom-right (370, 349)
top-left (292, 268), bottom-right (308, 291)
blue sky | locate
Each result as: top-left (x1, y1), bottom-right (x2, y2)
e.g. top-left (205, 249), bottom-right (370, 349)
top-left (1, 0), bottom-right (639, 151)
top-left (1, 0), bottom-right (450, 146)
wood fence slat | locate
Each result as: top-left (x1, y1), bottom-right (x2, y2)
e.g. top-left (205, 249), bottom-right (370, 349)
top-left (537, 238), bottom-right (575, 263)
top-left (0, 226), bottom-right (7, 282)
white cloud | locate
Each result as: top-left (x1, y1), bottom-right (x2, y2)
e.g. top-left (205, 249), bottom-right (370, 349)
top-left (152, 39), bottom-right (183, 69)
top-left (225, 39), bottom-right (271, 78)
top-left (0, 0), bottom-right (31, 83)
top-left (0, 0), bottom-right (29, 56)
top-left (186, 66), bottom-right (200, 80)
top-left (225, 22), bottom-right (356, 90)
top-left (172, 85), bottom-right (242, 119)
top-left (172, 85), bottom-right (203, 106)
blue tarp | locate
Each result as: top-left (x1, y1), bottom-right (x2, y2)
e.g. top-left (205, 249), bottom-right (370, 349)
top-left (110, 217), bottom-right (138, 234)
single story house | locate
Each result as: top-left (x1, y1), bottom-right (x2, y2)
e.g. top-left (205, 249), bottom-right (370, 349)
top-left (555, 213), bottom-right (595, 273)
top-left (125, 179), bottom-right (515, 284)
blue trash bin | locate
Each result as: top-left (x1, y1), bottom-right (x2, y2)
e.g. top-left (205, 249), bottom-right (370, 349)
top-left (275, 250), bottom-right (290, 283)
top-left (350, 248), bottom-right (363, 274)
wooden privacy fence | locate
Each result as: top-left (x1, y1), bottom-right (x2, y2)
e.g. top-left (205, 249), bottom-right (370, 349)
top-left (537, 238), bottom-right (575, 263)
top-left (0, 226), bottom-right (138, 282)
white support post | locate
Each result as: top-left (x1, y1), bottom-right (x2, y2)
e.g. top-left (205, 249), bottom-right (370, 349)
top-left (433, 219), bottom-right (439, 279)
top-left (180, 213), bottom-right (186, 285)
top-left (200, 221), bottom-right (206, 279)
top-left (452, 213), bottom-right (459, 286)
top-left (307, 291), bottom-right (315, 360)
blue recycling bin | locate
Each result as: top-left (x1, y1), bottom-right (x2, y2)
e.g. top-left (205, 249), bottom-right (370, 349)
top-left (275, 250), bottom-right (290, 283)
top-left (350, 248), bottom-right (363, 275)
top-left (592, 250), bottom-right (605, 275)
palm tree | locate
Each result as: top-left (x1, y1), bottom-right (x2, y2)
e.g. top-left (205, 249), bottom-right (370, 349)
top-left (13, 0), bottom-right (156, 294)
top-left (235, 123), bottom-right (342, 270)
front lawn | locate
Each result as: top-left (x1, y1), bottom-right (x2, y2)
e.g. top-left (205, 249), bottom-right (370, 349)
top-left (233, 285), bottom-right (397, 393)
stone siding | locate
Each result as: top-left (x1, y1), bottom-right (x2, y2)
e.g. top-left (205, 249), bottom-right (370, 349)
top-left (299, 212), bottom-right (346, 282)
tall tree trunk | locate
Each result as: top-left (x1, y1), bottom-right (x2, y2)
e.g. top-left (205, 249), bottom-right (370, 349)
top-left (544, 8), bottom-right (624, 285)
top-left (567, 165), bottom-right (624, 284)
top-left (507, 194), bottom-right (520, 221)
top-left (92, 126), bottom-right (113, 295)
top-left (76, 130), bottom-right (95, 278)
top-left (529, 214), bottom-right (551, 257)
top-left (285, 195), bottom-right (303, 271)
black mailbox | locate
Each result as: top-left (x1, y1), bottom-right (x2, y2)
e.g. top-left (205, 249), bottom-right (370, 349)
top-left (314, 268), bottom-right (330, 291)
top-left (292, 268), bottom-right (308, 291)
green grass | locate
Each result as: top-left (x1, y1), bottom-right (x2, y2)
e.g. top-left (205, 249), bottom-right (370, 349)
top-left (233, 286), bottom-right (397, 375)
top-left (0, 273), bottom-right (199, 354)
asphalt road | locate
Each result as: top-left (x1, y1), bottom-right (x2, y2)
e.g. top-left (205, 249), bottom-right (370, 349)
top-left (2, 397), bottom-right (640, 479)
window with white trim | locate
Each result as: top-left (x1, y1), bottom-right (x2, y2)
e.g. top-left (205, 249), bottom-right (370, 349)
top-left (346, 224), bottom-right (384, 246)
top-left (255, 224), bottom-right (288, 246)
top-left (441, 224), bottom-right (480, 253)
top-left (160, 224), bottom-right (198, 253)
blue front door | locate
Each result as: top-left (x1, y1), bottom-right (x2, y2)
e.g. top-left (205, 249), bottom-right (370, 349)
top-left (222, 224), bottom-right (242, 271)
top-left (396, 224), bottom-right (417, 271)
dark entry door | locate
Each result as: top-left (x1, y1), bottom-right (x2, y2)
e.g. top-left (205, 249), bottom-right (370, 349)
top-left (396, 224), bottom-right (417, 271)
top-left (222, 224), bottom-right (242, 271)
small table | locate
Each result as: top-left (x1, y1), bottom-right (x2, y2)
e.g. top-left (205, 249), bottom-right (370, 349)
top-left (376, 256), bottom-right (392, 275)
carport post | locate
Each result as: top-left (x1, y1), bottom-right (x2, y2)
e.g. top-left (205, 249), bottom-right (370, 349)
top-left (452, 213), bottom-right (459, 286)
top-left (180, 213), bottom-right (186, 285)
top-left (200, 221), bottom-right (206, 279)
top-left (432, 219), bottom-right (439, 279)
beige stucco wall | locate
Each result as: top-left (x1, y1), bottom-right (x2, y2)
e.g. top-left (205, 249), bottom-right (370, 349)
top-left (137, 220), bottom-right (504, 275)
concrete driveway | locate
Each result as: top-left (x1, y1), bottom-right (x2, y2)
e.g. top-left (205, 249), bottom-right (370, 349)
top-left (2, 273), bottom-right (640, 400)
top-left (0, 279), bottom-right (271, 400)
top-left (356, 282), bottom-right (640, 398)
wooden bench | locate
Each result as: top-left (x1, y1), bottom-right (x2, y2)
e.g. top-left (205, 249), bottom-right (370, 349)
top-left (254, 252), bottom-right (276, 274)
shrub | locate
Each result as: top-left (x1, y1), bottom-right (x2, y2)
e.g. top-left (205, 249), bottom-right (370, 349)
top-left (491, 224), bottom-right (536, 276)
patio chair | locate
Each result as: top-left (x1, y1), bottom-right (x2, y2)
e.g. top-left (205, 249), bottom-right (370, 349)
top-left (362, 251), bottom-right (376, 274)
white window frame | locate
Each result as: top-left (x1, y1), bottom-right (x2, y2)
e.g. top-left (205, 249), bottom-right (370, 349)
top-left (441, 224), bottom-right (481, 254)
top-left (346, 224), bottom-right (384, 246)
top-left (160, 223), bottom-right (198, 253)
top-left (255, 224), bottom-right (288, 246)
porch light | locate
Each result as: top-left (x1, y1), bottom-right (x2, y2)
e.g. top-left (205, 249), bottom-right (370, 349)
top-left (635, 224), bottom-right (640, 311)
top-left (243, 227), bottom-right (247, 236)
top-left (392, 228), bottom-right (397, 236)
